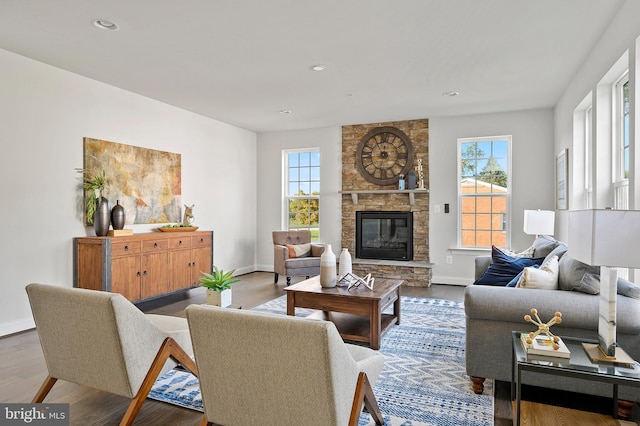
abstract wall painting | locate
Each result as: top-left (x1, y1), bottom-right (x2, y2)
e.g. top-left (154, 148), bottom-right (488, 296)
top-left (83, 138), bottom-right (181, 224)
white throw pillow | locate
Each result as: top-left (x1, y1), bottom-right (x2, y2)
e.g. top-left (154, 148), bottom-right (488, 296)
top-left (516, 255), bottom-right (559, 290)
top-left (503, 245), bottom-right (535, 258)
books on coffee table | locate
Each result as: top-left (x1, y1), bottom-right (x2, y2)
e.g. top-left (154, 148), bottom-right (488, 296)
top-left (520, 333), bottom-right (571, 359)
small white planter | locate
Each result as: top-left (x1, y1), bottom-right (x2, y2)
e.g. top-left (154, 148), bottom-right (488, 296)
top-left (206, 288), bottom-right (232, 307)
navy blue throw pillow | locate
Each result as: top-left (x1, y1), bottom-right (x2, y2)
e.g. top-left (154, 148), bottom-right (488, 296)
top-left (474, 246), bottom-right (545, 286)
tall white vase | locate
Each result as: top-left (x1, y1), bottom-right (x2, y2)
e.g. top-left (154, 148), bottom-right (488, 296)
top-left (339, 248), bottom-right (352, 278)
top-left (319, 244), bottom-right (337, 288)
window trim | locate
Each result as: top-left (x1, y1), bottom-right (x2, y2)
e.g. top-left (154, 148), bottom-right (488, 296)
top-left (457, 135), bottom-right (512, 249)
top-left (613, 72), bottom-right (629, 209)
top-left (282, 148), bottom-right (320, 239)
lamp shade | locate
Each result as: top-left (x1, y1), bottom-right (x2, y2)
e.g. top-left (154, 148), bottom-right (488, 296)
top-left (523, 210), bottom-right (555, 236)
top-left (567, 209), bottom-right (640, 268)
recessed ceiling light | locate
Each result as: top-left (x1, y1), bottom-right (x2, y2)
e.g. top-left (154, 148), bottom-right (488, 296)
top-left (442, 91), bottom-right (460, 97)
top-left (279, 109), bottom-right (292, 114)
top-left (92, 19), bottom-right (119, 31)
top-left (310, 65), bottom-right (326, 71)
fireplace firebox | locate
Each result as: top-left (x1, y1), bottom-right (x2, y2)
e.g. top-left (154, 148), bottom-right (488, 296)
top-left (356, 211), bottom-right (413, 261)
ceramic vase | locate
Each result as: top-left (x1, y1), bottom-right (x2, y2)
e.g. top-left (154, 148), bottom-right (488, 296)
top-left (94, 197), bottom-right (111, 236)
top-left (206, 288), bottom-right (232, 307)
top-left (319, 244), bottom-right (337, 288)
top-left (407, 170), bottom-right (417, 189)
top-left (111, 200), bottom-right (126, 230)
top-left (339, 248), bottom-right (352, 278)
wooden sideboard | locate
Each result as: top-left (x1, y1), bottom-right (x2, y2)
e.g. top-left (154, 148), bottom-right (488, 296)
top-left (73, 231), bottom-right (213, 302)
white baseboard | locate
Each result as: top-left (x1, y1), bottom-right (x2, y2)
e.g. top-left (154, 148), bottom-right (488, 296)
top-left (0, 317), bottom-right (35, 338)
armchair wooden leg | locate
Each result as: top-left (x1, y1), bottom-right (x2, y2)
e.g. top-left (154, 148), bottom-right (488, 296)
top-left (32, 375), bottom-right (57, 403)
top-left (119, 337), bottom-right (198, 426)
top-left (348, 372), bottom-right (383, 426)
top-left (274, 273), bottom-right (279, 284)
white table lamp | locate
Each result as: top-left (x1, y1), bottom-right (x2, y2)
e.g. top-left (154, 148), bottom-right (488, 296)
top-left (568, 209), bottom-right (640, 358)
top-left (523, 209), bottom-right (555, 238)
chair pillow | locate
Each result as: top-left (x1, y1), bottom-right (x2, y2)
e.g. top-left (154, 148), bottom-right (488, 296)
top-left (532, 235), bottom-right (561, 258)
top-left (516, 255), bottom-right (559, 290)
top-left (502, 245), bottom-right (535, 258)
top-left (474, 246), bottom-right (545, 286)
top-left (285, 243), bottom-right (311, 258)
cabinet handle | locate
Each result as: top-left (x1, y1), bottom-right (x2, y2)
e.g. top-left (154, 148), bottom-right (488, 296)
top-left (137, 271), bottom-right (141, 277)
top-left (124, 245), bottom-right (129, 251)
top-left (179, 240), bottom-right (183, 245)
top-left (192, 261), bottom-right (196, 267)
top-left (200, 238), bottom-right (204, 243)
top-left (154, 243), bottom-right (158, 248)
top-left (143, 271), bottom-right (148, 276)
top-left (188, 262), bottom-right (192, 267)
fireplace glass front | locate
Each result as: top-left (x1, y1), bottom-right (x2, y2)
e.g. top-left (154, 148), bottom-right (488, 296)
top-left (356, 211), bottom-right (413, 260)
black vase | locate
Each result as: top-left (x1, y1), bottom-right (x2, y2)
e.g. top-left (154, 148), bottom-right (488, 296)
top-left (94, 197), bottom-right (111, 236)
top-left (111, 200), bottom-right (126, 230)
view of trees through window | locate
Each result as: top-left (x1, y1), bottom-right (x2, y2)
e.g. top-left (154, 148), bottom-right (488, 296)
top-left (286, 150), bottom-right (320, 240)
top-left (459, 137), bottom-right (510, 248)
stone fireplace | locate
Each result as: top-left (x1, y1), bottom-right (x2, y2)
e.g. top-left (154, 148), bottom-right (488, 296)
top-left (341, 119), bottom-right (431, 287)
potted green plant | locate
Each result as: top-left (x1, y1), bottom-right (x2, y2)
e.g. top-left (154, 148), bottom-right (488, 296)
top-left (199, 266), bottom-right (239, 307)
top-left (77, 168), bottom-right (106, 225)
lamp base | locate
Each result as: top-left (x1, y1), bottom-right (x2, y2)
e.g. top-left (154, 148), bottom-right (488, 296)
top-left (582, 343), bottom-right (635, 367)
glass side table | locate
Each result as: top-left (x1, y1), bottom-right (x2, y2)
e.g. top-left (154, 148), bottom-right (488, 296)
top-left (511, 331), bottom-right (640, 426)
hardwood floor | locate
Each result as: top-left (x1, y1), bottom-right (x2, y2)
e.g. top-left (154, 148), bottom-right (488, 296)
top-left (1, 272), bottom-right (636, 425)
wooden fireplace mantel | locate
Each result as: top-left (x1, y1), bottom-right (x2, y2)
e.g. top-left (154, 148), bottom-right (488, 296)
top-left (340, 189), bottom-right (429, 206)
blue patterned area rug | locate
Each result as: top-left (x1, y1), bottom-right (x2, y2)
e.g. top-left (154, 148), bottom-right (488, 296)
top-left (148, 296), bottom-right (494, 425)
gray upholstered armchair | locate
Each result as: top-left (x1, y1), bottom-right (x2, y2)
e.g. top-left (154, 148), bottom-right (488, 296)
top-left (26, 283), bottom-right (197, 426)
top-left (186, 304), bottom-right (385, 426)
top-left (272, 230), bottom-right (325, 285)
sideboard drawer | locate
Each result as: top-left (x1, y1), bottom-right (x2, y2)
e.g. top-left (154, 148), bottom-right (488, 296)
top-left (143, 238), bottom-right (168, 253)
top-left (111, 241), bottom-right (141, 257)
top-left (169, 236), bottom-right (192, 249)
top-left (192, 234), bottom-right (212, 248)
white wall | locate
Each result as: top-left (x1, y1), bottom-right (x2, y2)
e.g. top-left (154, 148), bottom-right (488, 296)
top-left (429, 109), bottom-right (555, 285)
top-left (0, 48), bottom-right (257, 336)
top-left (256, 127), bottom-right (342, 272)
top-left (554, 0), bottom-right (640, 241)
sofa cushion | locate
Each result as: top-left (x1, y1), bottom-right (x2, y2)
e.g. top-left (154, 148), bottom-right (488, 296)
top-left (516, 255), bottom-right (559, 290)
top-left (558, 255), bottom-right (601, 294)
top-left (532, 235), bottom-right (561, 258)
top-left (285, 243), bottom-right (311, 258)
top-left (474, 246), bottom-right (545, 286)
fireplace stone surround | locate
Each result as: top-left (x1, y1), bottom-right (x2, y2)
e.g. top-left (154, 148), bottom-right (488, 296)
top-left (341, 119), bottom-right (431, 287)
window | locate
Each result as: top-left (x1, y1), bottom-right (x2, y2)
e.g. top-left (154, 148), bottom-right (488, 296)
top-left (614, 73), bottom-right (629, 209)
top-left (458, 136), bottom-right (511, 248)
top-left (285, 150), bottom-right (320, 240)
top-left (584, 106), bottom-right (593, 209)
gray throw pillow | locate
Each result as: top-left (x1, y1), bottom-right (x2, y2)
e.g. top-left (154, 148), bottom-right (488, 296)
top-left (532, 235), bottom-right (560, 258)
top-left (543, 242), bottom-right (568, 264)
top-left (617, 278), bottom-right (640, 299)
top-left (557, 255), bottom-right (601, 294)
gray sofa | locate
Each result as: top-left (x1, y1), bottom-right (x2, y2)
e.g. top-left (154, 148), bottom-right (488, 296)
top-left (464, 236), bottom-right (640, 405)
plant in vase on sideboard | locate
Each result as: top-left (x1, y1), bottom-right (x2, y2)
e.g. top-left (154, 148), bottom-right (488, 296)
top-left (199, 266), bottom-right (239, 307)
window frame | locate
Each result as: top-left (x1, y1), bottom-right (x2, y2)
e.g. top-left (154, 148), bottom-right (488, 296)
top-left (457, 135), bottom-right (512, 249)
top-left (283, 148), bottom-right (320, 240)
top-left (613, 72), bottom-right (629, 209)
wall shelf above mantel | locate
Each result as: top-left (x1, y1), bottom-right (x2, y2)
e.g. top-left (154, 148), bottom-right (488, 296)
top-left (340, 189), bottom-right (429, 205)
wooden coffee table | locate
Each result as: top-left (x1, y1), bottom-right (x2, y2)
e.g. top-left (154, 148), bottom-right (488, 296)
top-left (284, 275), bottom-right (402, 349)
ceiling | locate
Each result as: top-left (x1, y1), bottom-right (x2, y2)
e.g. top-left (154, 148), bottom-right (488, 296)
top-left (0, 1), bottom-right (624, 133)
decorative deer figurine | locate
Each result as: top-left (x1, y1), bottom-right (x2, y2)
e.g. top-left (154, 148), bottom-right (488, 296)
top-left (183, 204), bottom-right (195, 226)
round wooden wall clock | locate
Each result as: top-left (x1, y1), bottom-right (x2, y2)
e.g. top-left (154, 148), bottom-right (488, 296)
top-left (356, 126), bottom-right (414, 185)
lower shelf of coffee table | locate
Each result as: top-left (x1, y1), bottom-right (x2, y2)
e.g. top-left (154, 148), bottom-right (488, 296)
top-left (306, 311), bottom-right (398, 345)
